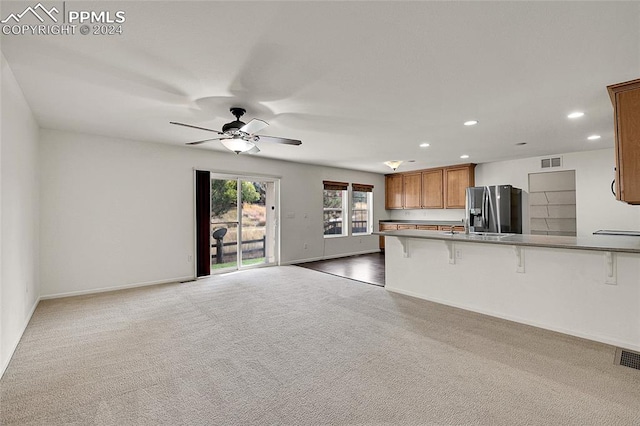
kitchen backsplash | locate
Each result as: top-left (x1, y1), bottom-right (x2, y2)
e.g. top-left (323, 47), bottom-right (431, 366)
top-left (388, 209), bottom-right (465, 222)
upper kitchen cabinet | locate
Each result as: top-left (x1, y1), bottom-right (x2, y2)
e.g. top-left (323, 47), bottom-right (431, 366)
top-left (385, 164), bottom-right (475, 210)
top-left (608, 78), bottom-right (640, 205)
top-left (444, 164), bottom-right (476, 209)
top-left (385, 174), bottom-right (404, 209)
top-left (403, 172), bottom-right (422, 209)
top-left (421, 169), bottom-right (444, 209)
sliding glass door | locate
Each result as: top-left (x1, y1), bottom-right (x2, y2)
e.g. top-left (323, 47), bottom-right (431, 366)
top-left (210, 177), bottom-right (239, 273)
top-left (197, 172), bottom-right (278, 275)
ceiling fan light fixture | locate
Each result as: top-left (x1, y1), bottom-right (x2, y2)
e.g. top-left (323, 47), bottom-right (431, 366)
top-left (384, 160), bottom-right (403, 171)
top-left (172, 107), bottom-right (301, 149)
top-left (221, 138), bottom-right (256, 154)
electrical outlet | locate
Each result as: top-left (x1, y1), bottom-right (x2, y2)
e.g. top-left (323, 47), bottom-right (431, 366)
top-left (188, 255), bottom-right (193, 262)
top-left (455, 249), bottom-right (462, 259)
top-left (304, 243), bottom-right (308, 249)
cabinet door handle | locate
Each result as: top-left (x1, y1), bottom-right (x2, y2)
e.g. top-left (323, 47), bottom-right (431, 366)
top-left (611, 179), bottom-right (616, 197)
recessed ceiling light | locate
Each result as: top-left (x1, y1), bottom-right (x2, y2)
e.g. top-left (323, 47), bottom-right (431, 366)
top-left (460, 154), bottom-right (470, 159)
top-left (464, 120), bottom-right (478, 126)
top-left (567, 112), bottom-right (584, 119)
top-left (419, 143), bottom-right (430, 148)
top-left (587, 135), bottom-right (601, 140)
top-left (515, 142), bottom-right (527, 146)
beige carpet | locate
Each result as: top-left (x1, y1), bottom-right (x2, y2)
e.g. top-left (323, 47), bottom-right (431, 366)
top-left (2, 266), bottom-right (639, 425)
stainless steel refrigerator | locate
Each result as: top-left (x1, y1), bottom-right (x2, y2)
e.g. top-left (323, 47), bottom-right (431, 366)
top-left (465, 185), bottom-right (522, 234)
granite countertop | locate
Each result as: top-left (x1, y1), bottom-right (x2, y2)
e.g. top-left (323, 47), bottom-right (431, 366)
top-left (374, 229), bottom-right (640, 254)
top-left (379, 220), bottom-right (464, 225)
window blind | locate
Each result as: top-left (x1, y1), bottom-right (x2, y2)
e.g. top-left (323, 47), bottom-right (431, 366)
top-left (323, 180), bottom-right (348, 191)
top-left (352, 183), bottom-right (374, 192)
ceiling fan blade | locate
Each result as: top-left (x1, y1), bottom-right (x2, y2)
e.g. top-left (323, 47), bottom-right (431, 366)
top-left (186, 137), bottom-right (230, 146)
top-left (240, 118), bottom-right (269, 135)
top-left (170, 122), bottom-right (224, 134)
top-left (246, 145), bottom-right (261, 155)
top-left (256, 135), bottom-right (302, 146)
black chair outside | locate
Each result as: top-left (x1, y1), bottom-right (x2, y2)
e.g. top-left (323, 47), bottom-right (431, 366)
top-left (212, 227), bottom-right (228, 265)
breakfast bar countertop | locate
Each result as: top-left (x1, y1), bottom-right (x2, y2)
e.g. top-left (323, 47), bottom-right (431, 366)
top-left (374, 229), bottom-right (640, 254)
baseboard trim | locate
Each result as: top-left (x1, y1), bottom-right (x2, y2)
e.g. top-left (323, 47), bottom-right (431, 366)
top-left (40, 276), bottom-right (195, 300)
top-left (1, 296), bottom-right (41, 379)
top-left (385, 286), bottom-right (640, 352)
top-left (282, 249), bottom-right (381, 266)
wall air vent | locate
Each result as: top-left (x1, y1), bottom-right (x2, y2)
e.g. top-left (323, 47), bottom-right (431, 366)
top-left (615, 348), bottom-right (640, 370)
top-left (541, 156), bottom-right (562, 169)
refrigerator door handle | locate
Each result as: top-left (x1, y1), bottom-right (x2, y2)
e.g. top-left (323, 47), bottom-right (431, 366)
top-left (482, 188), bottom-right (488, 228)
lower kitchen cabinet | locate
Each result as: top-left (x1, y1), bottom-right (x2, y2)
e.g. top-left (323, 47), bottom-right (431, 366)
top-left (379, 223), bottom-right (398, 251)
top-left (380, 223), bottom-right (463, 250)
top-left (438, 225), bottom-right (465, 232)
top-left (396, 224), bottom-right (418, 230)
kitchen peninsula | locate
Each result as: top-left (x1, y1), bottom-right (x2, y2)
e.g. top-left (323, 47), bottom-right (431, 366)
top-left (378, 220), bottom-right (465, 250)
top-left (376, 229), bottom-right (640, 351)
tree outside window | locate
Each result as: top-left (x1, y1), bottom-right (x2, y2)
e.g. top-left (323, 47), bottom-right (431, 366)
top-left (211, 180), bottom-right (260, 216)
top-left (323, 181), bottom-right (348, 237)
top-left (352, 190), bottom-right (372, 235)
top-left (323, 189), bottom-right (347, 236)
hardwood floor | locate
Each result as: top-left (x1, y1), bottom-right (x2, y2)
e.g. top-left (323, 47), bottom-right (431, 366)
top-left (296, 252), bottom-right (385, 286)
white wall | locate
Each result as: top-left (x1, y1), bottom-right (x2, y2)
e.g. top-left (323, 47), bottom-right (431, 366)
top-left (385, 236), bottom-right (640, 350)
top-left (389, 207), bottom-right (465, 222)
top-left (1, 55), bottom-right (40, 375)
top-left (476, 149), bottom-right (640, 236)
top-left (39, 129), bottom-right (386, 297)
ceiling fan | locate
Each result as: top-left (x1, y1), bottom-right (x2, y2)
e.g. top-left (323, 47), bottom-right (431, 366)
top-left (170, 107), bottom-right (302, 154)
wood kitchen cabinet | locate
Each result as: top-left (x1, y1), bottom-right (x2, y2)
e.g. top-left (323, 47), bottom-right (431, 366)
top-left (379, 223), bottom-right (461, 250)
top-left (403, 173), bottom-right (422, 209)
top-left (417, 225), bottom-right (439, 230)
top-left (385, 164), bottom-right (474, 210)
top-left (608, 79), bottom-right (640, 204)
top-left (438, 225), bottom-right (465, 232)
top-left (378, 223), bottom-right (399, 251)
top-left (444, 164), bottom-right (475, 209)
top-left (421, 169), bottom-right (444, 209)
top-left (385, 174), bottom-right (404, 209)
top-left (396, 224), bottom-right (417, 230)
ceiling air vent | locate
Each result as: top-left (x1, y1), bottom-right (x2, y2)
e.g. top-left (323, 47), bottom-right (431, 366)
top-left (615, 348), bottom-right (640, 370)
top-left (541, 156), bottom-right (562, 169)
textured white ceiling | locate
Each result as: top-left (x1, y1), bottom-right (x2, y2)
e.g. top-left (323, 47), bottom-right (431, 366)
top-left (2, 1), bottom-right (639, 173)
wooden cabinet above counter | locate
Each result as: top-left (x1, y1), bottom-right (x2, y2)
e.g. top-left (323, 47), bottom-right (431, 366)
top-left (608, 78), bottom-right (640, 205)
top-left (385, 164), bottom-right (475, 210)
